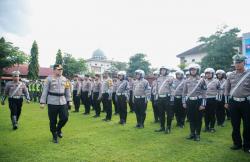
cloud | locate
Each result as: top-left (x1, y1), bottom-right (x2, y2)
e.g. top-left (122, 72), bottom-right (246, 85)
top-left (0, 0), bottom-right (30, 35)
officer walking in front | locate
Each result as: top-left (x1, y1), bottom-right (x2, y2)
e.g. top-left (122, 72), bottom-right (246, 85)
top-left (133, 69), bottom-right (151, 128)
top-left (182, 63), bottom-right (207, 141)
top-left (155, 66), bottom-right (174, 134)
top-left (172, 70), bottom-right (186, 128)
top-left (40, 64), bottom-right (72, 143)
top-left (116, 71), bottom-right (129, 125)
top-left (204, 68), bottom-right (220, 133)
top-left (1, 71), bottom-right (30, 130)
top-left (101, 70), bottom-right (113, 121)
top-left (224, 54), bottom-right (250, 153)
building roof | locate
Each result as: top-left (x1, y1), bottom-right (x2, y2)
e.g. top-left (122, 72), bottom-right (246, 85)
top-left (91, 49), bottom-right (107, 60)
top-left (176, 44), bottom-right (205, 58)
top-left (3, 64), bottom-right (53, 77)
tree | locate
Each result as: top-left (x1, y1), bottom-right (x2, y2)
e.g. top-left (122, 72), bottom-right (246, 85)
top-left (0, 37), bottom-right (28, 76)
top-left (55, 49), bottom-right (63, 64)
top-left (62, 53), bottom-right (88, 78)
top-left (199, 26), bottom-right (241, 72)
top-left (178, 63), bottom-right (187, 70)
top-left (127, 53), bottom-right (151, 76)
top-left (111, 61), bottom-right (128, 71)
top-left (27, 41), bottom-right (39, 80)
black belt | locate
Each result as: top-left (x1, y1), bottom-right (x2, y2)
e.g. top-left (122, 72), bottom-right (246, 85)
top-left (48, 92), bottom-right (65, 96)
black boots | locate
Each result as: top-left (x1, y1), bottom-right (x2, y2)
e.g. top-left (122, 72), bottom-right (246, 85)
top-left (11, 116), bottom-right (18, 130)
top-left (52, 132), bottom-right (58, 143)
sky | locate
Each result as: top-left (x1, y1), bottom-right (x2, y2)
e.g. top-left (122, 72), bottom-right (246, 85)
top-left (1, 0), bottom-right (250, 69)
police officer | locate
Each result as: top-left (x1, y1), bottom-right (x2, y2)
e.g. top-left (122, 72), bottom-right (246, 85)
top-left (112, 76), bottom-right (119, 115)
top-left (1, 71), bottom-right (30, 130)
top-left (183, 63), bottom-right (206, 141)
top-left (128, 75), bottom-right (135, 113)
top-left (172, 70), bottom-right (186, 128)
top-left (155, 66), bottom-right (174, 134)
top-left (151, 71), bottom-right (160, 123)
top-left (90, 77), bottom-right (95, 110)
top-left (72, 75), bottom-right (81, 112)
top-left (92, 74), bottom-right (102, 118)
top-left (185, 71), bottom-right (190, 79)
top-left (224, 54), bottom-right (250, 153)
top-left (215, 69), bottom-right (227, 127)
top-left (81, 75), bottom-right (92, 115)
top-left (40, 64), bottom-right (72, 143)
top-left (133, 69), bottom-right (151, 128)
top-left (101, 70), bottom-right (113, 121)
top-left (116, 71), bottom-right (129, 125)
top-left (204, 68), bottom-right (220, 133)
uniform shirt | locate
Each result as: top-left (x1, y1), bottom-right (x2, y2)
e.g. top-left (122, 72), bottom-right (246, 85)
top-left (92, 80), bottom-right (101, 91)
top-left (128, 79), bottom-right (134, 91)
top-left (116, 79), bottom-right (129, 94)
top-left (133, 78), bottom-right (151, 97)
top-left (81, 80), bottom-right (92, 95)
top-left (101, 78), bottom-right (113, 94)
top-left (156, 75), bottom-right (174, 95)
top-left (205, 78), bottom-right (220, 98)
top-left (182, 75), bottom-right (207, 101)
top-left (171, 78), bottom-right (185, 96)
top-left (40, 75), bottom-right (71, 105)
top-left (72, 80), bottom-right (81, 95)
top-left (112, 80), bottom-right (119, 93)
top-left (224, 69), bottom-right (250, 98)
top-left (4, 81), bottom-right (30, 99)
top-left (218, 79), bottom-right (226, 95)
top-left (151, 79), bottom-right (157, 95)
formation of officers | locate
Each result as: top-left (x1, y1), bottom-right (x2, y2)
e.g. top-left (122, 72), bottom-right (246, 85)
top-left (1, 54), bottom-right (249, 154)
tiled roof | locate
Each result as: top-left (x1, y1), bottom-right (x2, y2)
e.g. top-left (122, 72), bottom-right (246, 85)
top-left (3, 64), bottom-right (53, 77)
top-left (176, 44), bottom-right (205, 58)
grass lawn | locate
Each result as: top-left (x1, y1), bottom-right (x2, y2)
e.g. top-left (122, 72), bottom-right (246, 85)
top-left (0, 102), bottom-right (249, 162)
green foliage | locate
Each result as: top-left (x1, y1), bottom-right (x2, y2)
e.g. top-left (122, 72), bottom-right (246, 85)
top-left (111, 61), bottom-right (128, 71)
top-left (199, 26), bottom-right (241, 72)
top-left (0, 37), bottom-right (28, 76)
top-left (127, 53), bottom-right (151, 76)
top-left (178, 63), bottom-right (187, 70)
top-left (55, 49), bottom-right (63, 65)
top-left (62, 53), bottom-right (87, 78)
top-left (27, 41), bottom-right (39, 80)
top-left (0, 102), bottom-right (250, 162)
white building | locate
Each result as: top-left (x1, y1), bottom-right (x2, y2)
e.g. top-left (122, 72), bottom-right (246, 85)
top-left (86, 49), bottom-right (112, 74)
top-left (176, 44), bottom-right (207, 65)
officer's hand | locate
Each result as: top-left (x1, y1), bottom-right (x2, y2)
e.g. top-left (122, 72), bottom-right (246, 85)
top-left (199, 105), bottom-right (205, 111)
top-left (40, 104), bottom-right (45, 109)
top-left (224, 104), bottom-right (229, 109)
top-left (183, 104), bottom-right (187, 109)
top-left (68, 101), bottom-right (73, 106)
top-left (1, 101), bottom-right (4, 106)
